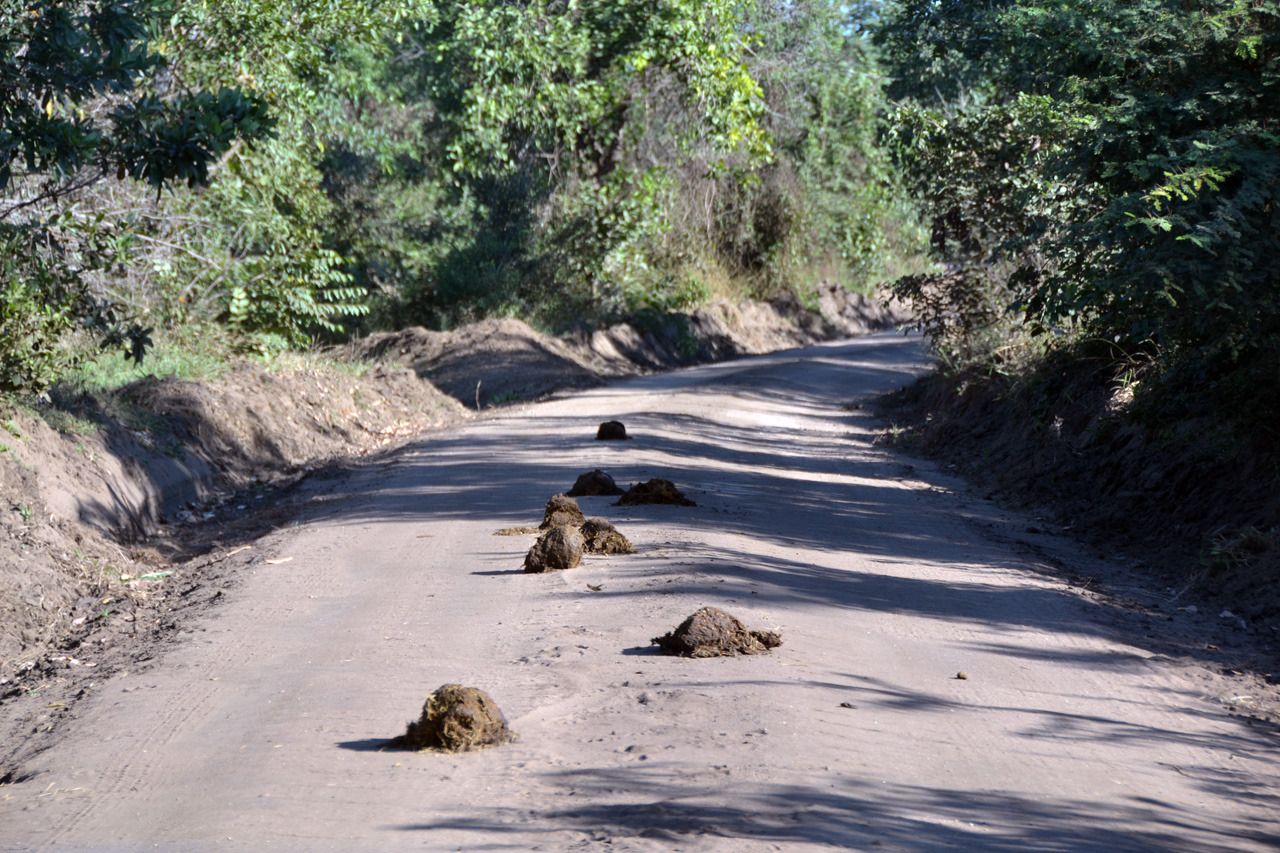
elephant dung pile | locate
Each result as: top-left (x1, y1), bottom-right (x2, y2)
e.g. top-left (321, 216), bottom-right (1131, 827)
top-left (523, 495), bottom-right (634, 569)
top-left (652, 607), bottom-right (782, 657)
top-left (581, 517), bottom-right (633, 554)
top-left (524, 525), bottom-right (586, 572)
top-left (566, 469), bottom-right (625, 497)
top-left (615, 478), bottom-right (696, 507)
top-left (596, 420), bottom-right (631, 440)
top-left (541, 494), bottom-right (586, 528)
top-left (389, 684), bottom-right (513, 752)
top-left (494, 493), bottom-right (585, 536)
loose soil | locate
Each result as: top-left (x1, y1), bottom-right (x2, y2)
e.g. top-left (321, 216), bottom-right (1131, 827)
top-left (0, 284), bottom-right (903, 706)
top-left (0, 362), bottom-right (463, 683)
top-left (8, 281), bottom-right (1279, 848)
top-left (3, 333), bottom-right (1279, 851)
top-left (355, 283), bottom-right (906, 409)
top-left (652, 606), bottom-right (783, 658)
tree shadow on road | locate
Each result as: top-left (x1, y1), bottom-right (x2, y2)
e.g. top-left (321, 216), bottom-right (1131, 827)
top-left (390, 765), bottom-right (1280, 851)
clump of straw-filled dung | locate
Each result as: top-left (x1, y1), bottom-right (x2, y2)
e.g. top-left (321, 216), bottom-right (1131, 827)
top-left (652, 607), bottom-right (782, 657)
top-left (389, 684), bottom-right (513, 752)
top-left (615, 478), bottom-right (696, 507)
top-left (581, 517), bottom-right (633, 554)
top-left (541, 493), bottom-right (586, 528)
top-left (494, 493), bottom-right (586, 536)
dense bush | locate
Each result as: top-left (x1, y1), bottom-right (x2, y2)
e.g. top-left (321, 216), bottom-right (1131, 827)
top-left (1, 0), bottom-right (912, 392)
top-left (878, 0), bottom-right (1280, 424)
top-left (0, 0), bottom-right (270, 390)
top-left (321, 0), bottom-right (906, 330)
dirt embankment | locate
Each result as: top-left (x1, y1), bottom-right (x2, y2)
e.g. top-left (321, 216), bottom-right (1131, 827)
top-left (0, 363), bottom-right (464, 684)
top-left (357, 283), bottom-right (904, 408)
top-left (0, 285), bottom-right (905, 688)
top-left (879, 363), bottom-right (1280, 634)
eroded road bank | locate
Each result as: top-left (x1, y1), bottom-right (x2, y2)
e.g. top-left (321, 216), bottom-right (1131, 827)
top-left (2, 333), bottom-right (1277, 851)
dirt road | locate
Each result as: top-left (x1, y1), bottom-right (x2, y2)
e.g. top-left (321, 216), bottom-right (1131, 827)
top-left (3, 334), bottom-right (1277, 851)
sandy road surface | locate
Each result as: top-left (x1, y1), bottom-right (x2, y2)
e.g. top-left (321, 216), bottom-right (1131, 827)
top-left (3, 333), bottom-right (1278, 851)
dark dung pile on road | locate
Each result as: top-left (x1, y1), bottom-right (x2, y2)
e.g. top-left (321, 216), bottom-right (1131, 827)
top-left (388, 684), bottom-right (513, 752)
top-left (652, 606), bottom-right (782, 657)
top-left (566, 469), bottom-right (625, 497)
top-left (524, 525), bottom-right (586, 572)
top-left (493, 494), bottom-right (590, 536)
top-left (596, 421), bottom-right (630, 440)
top-left (615, 478), bottom-right (696, 507)
top-left (541, 494), bottom-right (586, 529)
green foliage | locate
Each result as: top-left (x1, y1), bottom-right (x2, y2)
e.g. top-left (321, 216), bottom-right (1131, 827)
top-left (373, 0), bottom-right (773, 327)
top-left (0, 0), bottom-right (271, 394)
top-left (879, 0), bottom-right (1280, 414)
top-left (2, 0), bottom-right (911, 383)
top-left (0, 210), bottom-right (159, 393)
top-left (57, 323), bottom-right (235, 392)
top-left (876, 0), bottom-right (1013, 107)
top-left (0, 0), bottom-right (272, 200)
top-left (226, 247), bottom-right (367, 349)
top-left (693, 0), bottom-right (900, 290)
top-left (142, 0), bottom-right (403, 344)
top-left (1003, 0), bottom-right (1280, 359)
top-left (628, 275), bottom-right (713, 314)
top-left (0, 237), bottom-right (75, 395)
top-left (113, 0), bottom-right (906, 339)
top-left (886, 94), bottom-right (1081, 357)
top-left (409, 0), bottom-right (769, 177)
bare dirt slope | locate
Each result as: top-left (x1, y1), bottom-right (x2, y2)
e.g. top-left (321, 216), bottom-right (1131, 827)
top-left (0, 362), bottom-right (464, 687)
top-left (356, 283), bottom-right (904, 408)
top-left (2, 334), bottom-right (1276, 852)
top-left (879, 363), bottom-right (1280, 633)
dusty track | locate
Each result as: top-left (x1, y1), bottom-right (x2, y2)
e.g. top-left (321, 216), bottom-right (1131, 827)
top-left (2, 334), bottom-right (1277, 851)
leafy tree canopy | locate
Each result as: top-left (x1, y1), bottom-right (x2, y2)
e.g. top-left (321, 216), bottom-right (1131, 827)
top-left (0, 0), bottom-right (272, 392)
top-left (879, 0), bottom-right (1280, 396)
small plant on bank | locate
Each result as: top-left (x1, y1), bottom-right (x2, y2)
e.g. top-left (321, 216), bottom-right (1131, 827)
top-left (1207, 527), bottom-right (1277, 572)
